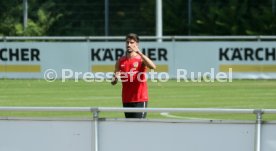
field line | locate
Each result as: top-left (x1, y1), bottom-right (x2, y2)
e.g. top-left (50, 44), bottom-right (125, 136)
top-left (160, 112), bottom-right (212, 120)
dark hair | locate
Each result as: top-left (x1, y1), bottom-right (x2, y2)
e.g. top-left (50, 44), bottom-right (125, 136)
top-left (125, 33), bottom-right (139, 43)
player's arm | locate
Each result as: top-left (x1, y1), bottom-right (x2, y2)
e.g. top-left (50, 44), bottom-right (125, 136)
top-left (111, 60), bottom-right (120, 85)
top-left (136, 51), bottom-right (156, 70)
top-left (130, 44), bottom-right (156, 70)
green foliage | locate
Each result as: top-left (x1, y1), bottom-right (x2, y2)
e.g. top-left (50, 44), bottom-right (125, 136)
top-left (0, 1), bottom-right (21, 36)
top-left (192, 0), bottom-right (276, 35)
top-left (0, 0), bottom-right (276, 36)
top-left (0, 0), bottom-right (62, 36)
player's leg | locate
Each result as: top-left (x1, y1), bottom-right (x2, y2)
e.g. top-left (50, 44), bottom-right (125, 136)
top-left (123, 102), bottom-right (136, 118)
top-left (136, 101), bottom-right (148, 118)
top-left (123, 102), bottom-right (148, 118)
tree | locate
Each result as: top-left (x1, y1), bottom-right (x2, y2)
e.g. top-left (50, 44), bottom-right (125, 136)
top-left (0, 0), bottom-right (61, 36)
top-left (1, 0), bottom-right (276, 36)
top-left (163, 0), bottom-right (189, 35)
top-left (191, 0), bottom-right (276, 35)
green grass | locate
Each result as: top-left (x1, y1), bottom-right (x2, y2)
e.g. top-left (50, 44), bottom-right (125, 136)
top-left (0, 79), bottom-right (276, 120)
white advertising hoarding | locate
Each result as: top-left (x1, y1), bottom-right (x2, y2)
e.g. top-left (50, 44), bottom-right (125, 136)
top-left (175, 42), bottom-right (276, 79)
top-left (0, 41), bottom-right (275, 79)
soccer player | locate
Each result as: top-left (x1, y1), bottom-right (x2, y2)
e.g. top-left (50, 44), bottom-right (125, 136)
top-left (111, 33), bottom-right (156, 118)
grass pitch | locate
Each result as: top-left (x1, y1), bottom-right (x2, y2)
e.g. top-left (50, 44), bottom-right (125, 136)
top-left (0, 79), bottom-right (276, 120)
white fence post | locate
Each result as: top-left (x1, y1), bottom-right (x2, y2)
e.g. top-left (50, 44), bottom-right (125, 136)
top-left (254, 110), bottom-right (263, 151)
top-left (92, 110), bottom-right (99, 151)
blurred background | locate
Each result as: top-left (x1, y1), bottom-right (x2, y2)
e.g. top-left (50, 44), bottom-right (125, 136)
top-left (1, 0), bottom-right (276, 36)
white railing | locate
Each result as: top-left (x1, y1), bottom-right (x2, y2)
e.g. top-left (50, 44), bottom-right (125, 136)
top-left (0, 107), bottom-right (276, 151)
top-left (1, 35), bottom-right (276, 41)
top-left (1, 106), bottom-right (276, 114)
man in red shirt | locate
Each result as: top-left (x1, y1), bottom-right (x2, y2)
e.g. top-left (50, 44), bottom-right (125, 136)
top-left (111, 33), bottom-right (156, 118)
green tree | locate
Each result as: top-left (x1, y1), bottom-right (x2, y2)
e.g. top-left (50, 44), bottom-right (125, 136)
top-left (191, 0), bottom-right (276, 35)
top-left (0, 1), bottom-right (22, 36)
top-left (163, 0), bottom-right (189, 35)
top-left (0, 0), bottom-right (61, 36)
top-left (47, 0), bottom-right (104, 36)
top-left (1, 0), bottom-right (276, 36)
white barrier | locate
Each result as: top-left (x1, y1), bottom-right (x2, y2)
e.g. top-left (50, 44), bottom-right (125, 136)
top-left (0, 107), bottom-right (276, 151)
top-left (1, 36), bottom-right (276, 79)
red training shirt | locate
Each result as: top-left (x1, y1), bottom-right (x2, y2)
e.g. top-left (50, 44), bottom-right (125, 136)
top-left (118, 55), bottom-right (148, 103)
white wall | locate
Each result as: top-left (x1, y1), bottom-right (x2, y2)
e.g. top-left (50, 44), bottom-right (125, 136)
top-left (0, 119), bottom-right (262, 151)
top-left (0, 118), bottom-right (276, 151)
top-left (0, 119), bottom-right (93, 151)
